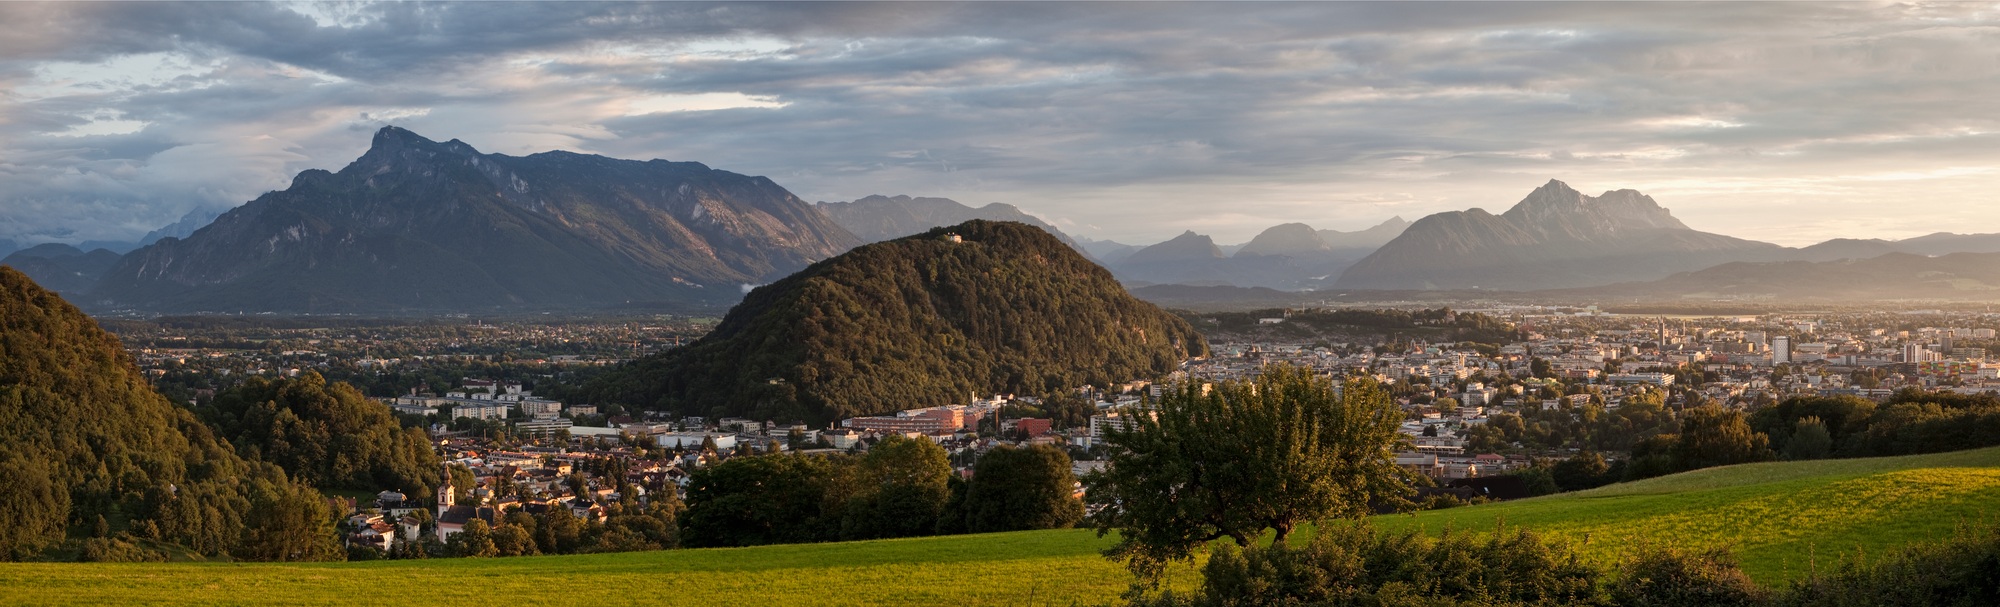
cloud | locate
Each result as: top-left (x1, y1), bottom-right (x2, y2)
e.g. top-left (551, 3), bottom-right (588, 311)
top-left (2, 2), bottom-right (1998, 247)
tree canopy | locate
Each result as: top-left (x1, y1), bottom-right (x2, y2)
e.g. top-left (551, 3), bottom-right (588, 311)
top-left (1086, 364), bottom-right (1411, 579)
top-left (199, 373), bottom-right (441, 496)
top-left (0, 267), bottom-right (338, 561)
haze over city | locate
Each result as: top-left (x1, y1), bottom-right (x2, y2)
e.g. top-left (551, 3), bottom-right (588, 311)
top-left (5, 1), bottom-right (1998, 247)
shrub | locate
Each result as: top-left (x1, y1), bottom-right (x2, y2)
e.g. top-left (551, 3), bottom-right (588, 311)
top-left (1131, 523), bottom-right (1600, 607)
top-left (1610, 545), bottom-right (1764, 607)
top-left (1780, 524), bottom-right (2000, 607)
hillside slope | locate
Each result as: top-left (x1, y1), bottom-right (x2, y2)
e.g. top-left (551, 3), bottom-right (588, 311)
top-left (1377, 446), bottom-right (2000, 582)
top-left (587, 220), bottom-right (1207, 424)
top-left (0, 267), bottom-right (254, 557)
top-left (6, 447), bottom-right (1996, 604)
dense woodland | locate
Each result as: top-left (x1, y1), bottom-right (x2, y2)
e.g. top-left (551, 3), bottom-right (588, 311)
top-left (196, 374), bottom-right (440, 498)
top-left (0, 268), bottom-right (338, 561)
top-left (585, 220), bottom-right (1209, 423)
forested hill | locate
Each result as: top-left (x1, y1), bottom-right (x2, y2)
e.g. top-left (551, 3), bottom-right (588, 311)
top-left (586, 220), bottom-right (1209, 423)
top-left (0, 267), bottom-right (335, 561)
top-left (0, 266), bottom-right (238, 553)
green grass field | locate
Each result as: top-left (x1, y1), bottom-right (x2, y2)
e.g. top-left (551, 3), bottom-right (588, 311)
top-left (3, 447), bottom-right (1995, 606)
top-left (1373, 446), bottom-right (2000, 583)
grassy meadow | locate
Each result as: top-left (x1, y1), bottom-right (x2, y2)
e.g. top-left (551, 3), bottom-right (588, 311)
top-left (3, 446), bottom-right (1996, 606)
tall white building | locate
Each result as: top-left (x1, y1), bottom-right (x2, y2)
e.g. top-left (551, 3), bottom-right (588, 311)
top-left (1771, 336), bottom-right (1793, 365)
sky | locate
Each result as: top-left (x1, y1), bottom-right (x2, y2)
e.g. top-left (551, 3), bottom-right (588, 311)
top-left (2, 1), bottom-right (1997, 248)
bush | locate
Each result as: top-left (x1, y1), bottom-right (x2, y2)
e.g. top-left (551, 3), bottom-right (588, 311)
top-left (1610, 545), bottom-right (1764, 607)
top-left (1131, 523), bottom-right (1600, 607)
top-left (1780, 524), bottom-right (2000, 607)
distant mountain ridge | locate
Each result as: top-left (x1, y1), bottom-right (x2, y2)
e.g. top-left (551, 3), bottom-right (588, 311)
top-left (0, 244), bottom-right (121, 295)
top-left (90, 126), bottom-right (859, 313)
top-left (815, 195), bottom-right (1080, 248)
top-left (1564, 251), bottom-right (2000, 301)
top-left (1112, 217), bottom-right (1408, 289)
top-left (1335, 180), bottom-right (1786, 290)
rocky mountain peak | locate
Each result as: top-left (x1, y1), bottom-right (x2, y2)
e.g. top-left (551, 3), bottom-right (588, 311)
top-left (1500, 179), bottom-right (1686, 234)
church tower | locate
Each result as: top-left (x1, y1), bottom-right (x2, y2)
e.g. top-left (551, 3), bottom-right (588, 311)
top-left (436, 463), bottom-right (455, 518)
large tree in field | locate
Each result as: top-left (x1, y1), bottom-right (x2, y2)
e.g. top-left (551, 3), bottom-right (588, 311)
top-left (1672, 404), bottom-right (1772, 471)
top-left (962, 444), bottom-right (1084, 533)
top-left (1085, 364), bottom-right (1411, 579)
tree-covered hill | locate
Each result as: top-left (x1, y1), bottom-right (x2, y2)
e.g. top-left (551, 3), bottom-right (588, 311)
top-left (586, 220), bottom-right (1208, 423)
top-left (198, 374), bottom-right (440, 498)
top-left (0, 267), bottom-right (336, 561)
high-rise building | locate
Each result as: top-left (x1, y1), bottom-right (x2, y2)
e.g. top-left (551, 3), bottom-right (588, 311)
top-left (1904, 343), bottom-right (1929, 363)
top-left (1771, 336), bottom-right (1793, 365)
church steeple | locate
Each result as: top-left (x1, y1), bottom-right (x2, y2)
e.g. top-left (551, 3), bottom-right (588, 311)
top-left (437, 463), bottom-right (455, 515)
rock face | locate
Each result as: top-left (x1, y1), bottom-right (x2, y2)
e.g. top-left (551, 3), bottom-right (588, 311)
top-left (1335, 180), bottom-right (1785, 290)
top-left (0, 244), bottom-right (122, 295)
top-left (91, 127), bottom-right (859, 313)
top-left (585, 220), bottom-right (1208, 424)
top-left (816, 195), bottom-right (1078, 247)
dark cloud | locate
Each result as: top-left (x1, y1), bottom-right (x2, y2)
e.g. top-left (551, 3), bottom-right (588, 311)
top-left (2, 1), bottom-right (1997, 246)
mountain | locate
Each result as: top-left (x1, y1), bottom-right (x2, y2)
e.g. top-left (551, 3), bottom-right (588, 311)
top-left (585, 220), bottom-right (1208, 424)
top-left (1335, 180), bottom-right (1785, 290)
top-left (0, 244), bottom-right (122, 294)
top-left (1122, 230), bottom-right (1225, 266)
top-left (140, 207), bottom-right (225, 246)
top-left (1235, 223), bottom-right (1329, 258)
top-left (1113, 230), bottom-right (1233, 285)
top-left (91, 127), bottom-right (859, 313)
top-left (1318, 216), bottom-right (1410, 251)
top-left (1115, 218), bottom-right (1404, 290)
top-left (816, 195), bottom-right (1078, 247)
top-left (1792, 238), bottom-right (1903, 262)
top-left (1566, 251), bottom-right (2000, 301)
top-left (1075, 236), bottom-right (1142, 265)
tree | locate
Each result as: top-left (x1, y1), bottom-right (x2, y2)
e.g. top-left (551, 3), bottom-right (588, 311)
top-left (1086, 365), bottom-right (1410, 580)
top-left (236, 476), bottom-right (342, 562)
top-left (964, 445), bottom-right (1083, 534)
top-left (680, 454), bottom-right (840, 547)
top-left (1782, 417), bottom-right (1833, 461)
top-left (1672, 405), bottom-right (1771, 472)
top-left (0, 454), bottom-right (68, 559)
top-left (447, 518), bottom-right (498, 557)
top-left (1551, 451), bottom-right (1612, 492)
top-left (840, 434), bottom-right (952, 540)
top-left (491, 523), bottom-right (537, 557)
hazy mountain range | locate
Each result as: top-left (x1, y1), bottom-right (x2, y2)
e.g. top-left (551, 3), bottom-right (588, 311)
top-left (815, 195), bottom-right (1080, 249)
top-left (1560, 251), bottom-right (2000, 302)
top-left (11, 127), bottom-right (2000, 312)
